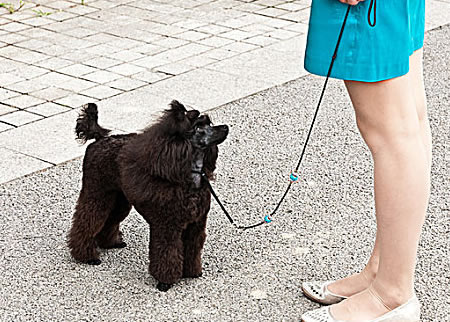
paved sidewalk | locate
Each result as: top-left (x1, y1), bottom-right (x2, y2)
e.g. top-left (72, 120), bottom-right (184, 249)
top-left (1, 0), bottom-right (450, 183)
top-left (0, 21), bottom-right (449, 321)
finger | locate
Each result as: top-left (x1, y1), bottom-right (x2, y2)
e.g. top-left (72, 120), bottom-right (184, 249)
top-left (339, 0), bottom-right (363, 5)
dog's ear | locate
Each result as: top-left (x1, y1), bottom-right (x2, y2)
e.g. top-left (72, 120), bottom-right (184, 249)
top-left (186, 109), bottom-right (200, 122)
top-left (169, 100), bottom-right (187, 121)
top-left (148, 139), bottom-right (193, 184)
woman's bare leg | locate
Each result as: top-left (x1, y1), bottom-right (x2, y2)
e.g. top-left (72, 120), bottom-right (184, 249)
top-left (328, 49), bottom-right (430, 320)
top-left (327, 49), bottom-right (431, 299)
top-left (409, 49), bottom-right (432, 169)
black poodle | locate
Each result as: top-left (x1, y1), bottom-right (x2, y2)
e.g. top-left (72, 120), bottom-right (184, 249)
top-left (68, 100), bottom-right (229, 291)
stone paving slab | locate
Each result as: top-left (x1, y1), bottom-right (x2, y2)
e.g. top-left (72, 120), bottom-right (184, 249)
top-left (0, 0), bottom-right (450, 184)
top-left (143, 67), bottom-right (274, 110)
top-left (0, 109), bottom-right (87, 165)
top-left (92, 90), bottom-right (172, 132)
top-left (425, 0), bottom-right (450, 30)
top-left (0, 147), bottom-right (53, 183)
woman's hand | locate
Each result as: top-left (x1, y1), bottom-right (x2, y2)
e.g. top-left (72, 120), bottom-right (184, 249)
top-left (338, 0), bottom-right (364, 5)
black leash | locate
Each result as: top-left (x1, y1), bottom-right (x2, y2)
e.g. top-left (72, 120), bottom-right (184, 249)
top-left (203, 2), bottom-right (376, 231)
top-left (368, 0), bottom-right (377, 27)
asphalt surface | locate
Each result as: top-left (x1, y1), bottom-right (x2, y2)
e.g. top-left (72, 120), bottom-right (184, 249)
top-left (1, 24), bottom-right (449, 322)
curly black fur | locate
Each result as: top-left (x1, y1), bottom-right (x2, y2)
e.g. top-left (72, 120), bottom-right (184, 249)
top-left (75, 103), bottom-right (111, 143)
top-left (68, 100), bottom-right (228, 292)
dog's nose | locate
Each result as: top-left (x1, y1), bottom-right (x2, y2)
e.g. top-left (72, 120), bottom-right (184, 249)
top-left (219, 125), bottom-right (229, 134)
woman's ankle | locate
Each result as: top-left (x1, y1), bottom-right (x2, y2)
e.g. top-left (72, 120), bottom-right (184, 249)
top-left (371, 279), bottom-right (415, 309)
top-left (362, 265), bottom-right (377, 282)
top-left (364, 256), bottom-right (379, 279)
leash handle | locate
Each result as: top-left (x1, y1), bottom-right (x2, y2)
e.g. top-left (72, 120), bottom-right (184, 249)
top-left (368, 0), bottom-right (377, 27)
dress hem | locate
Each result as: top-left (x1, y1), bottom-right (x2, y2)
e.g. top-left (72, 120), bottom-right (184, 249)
top-left (304, 42), bottom-right (424, 83)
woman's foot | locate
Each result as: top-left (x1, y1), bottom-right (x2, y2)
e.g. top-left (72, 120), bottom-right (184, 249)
top-left (326, 268), bottom-right (375, 298)
top-left (329, 288), bottom-right (389, 321)
top-left (301, 288), bottom-right (420, 322)
top-left (329, 285), bottom-right (413, 321)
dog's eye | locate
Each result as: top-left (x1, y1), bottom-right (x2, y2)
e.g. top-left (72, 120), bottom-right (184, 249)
top-left (194, 125), bottom-right (205, 132)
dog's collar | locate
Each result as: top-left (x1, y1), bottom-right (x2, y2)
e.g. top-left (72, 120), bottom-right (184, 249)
top-left (191, 170), bottom-right (205, 176)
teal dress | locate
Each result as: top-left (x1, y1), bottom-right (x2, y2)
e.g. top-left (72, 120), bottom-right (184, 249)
top-left (305, 0), bottom-right (425, 82)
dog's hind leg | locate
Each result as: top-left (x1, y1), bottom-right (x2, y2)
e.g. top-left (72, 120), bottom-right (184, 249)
top-left (96, 191), bottom-right (131, 249)
top-left (68, 190), bottom-right (116, 265)
top-left (148, 223), bottom-right (185, 291)
top-left (182, 214), bottom-right (207, 278)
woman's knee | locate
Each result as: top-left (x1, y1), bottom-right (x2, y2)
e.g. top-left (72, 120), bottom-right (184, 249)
top-left (355, 113), bottom-right (422, 153)
top-left (416, 101), bottom-right (429, 127)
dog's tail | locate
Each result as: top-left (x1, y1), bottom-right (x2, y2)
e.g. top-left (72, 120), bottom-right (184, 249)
top-left (75, 103), bottom-right (111, 143)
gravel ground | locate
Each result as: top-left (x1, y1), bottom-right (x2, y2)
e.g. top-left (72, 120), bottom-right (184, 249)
top-left (1, 25), bottom-right (449, 322)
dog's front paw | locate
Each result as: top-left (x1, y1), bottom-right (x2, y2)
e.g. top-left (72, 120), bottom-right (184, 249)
top-left (183, 271), bottom-right (202, 278)
top-left (156, 282), bottom-right (172, 292)
top-left (86, 259), bottom-right (101, 265)
top-left (192, 272), bottom-right (202, 278)
top-left (111, 241), bottom-right (127, 249)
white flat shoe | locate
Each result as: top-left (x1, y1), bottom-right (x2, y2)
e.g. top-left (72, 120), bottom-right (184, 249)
top-left (302, 281), bottom-right (348, 305)
top-left (301, 295), bottom-right (421, 322)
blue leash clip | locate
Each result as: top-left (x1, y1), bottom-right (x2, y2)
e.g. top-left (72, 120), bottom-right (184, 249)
top-left (264, 215), bottom-right (272, 223)
top-left (289, 171), bottom-right (299, 183)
